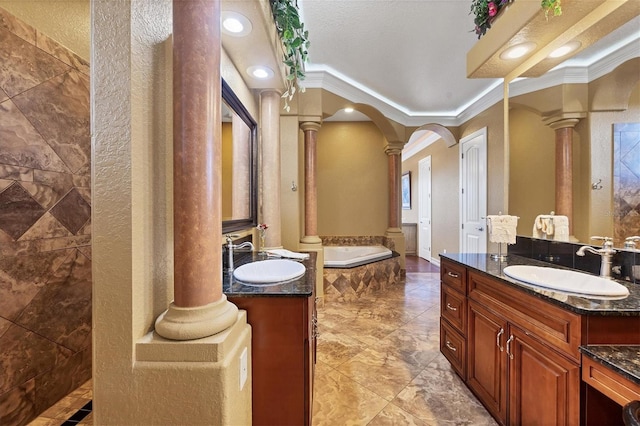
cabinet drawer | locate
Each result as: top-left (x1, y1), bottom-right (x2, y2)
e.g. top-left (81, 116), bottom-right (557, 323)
top-left (468, 271), bottom-right (581, 362)
top-left (441, 319), bottom-right (466, 380)
top-left (582, 355), bottom-right (640, 406)
top-left (441, 284), bottom-right (467, 334)
top-left (441, 260), bottom-right (466, 294)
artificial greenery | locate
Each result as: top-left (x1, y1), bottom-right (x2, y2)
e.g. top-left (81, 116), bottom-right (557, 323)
top-left (541, 0), bottom-right (562, 19)
top-left (269, 0), bottom-right (310, 112)
top-left (471, 0), bottom-right (563, 39)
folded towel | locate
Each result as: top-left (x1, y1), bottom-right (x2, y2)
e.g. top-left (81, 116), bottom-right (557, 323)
top-left (533, 215), bottom-right (554, 238)
top-left (552, 215), bottom-right (569, 242)
top-left (267, 249), bottom-right (310, 260)
top-left (487, 215), bottom-right (518, 245)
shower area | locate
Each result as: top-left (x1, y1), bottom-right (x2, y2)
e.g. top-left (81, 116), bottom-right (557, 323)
top-left (0, 8), bottom-right (92, 425)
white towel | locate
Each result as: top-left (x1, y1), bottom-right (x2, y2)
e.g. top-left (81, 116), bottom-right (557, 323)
top-left (487, 215), bottom-right (518, 245)
top-left (551, 216), bottom-right (569, 242)
top-left (266, 249), bottom-right (310, 260)
top-left (533, 215), bottom-right (554, 238)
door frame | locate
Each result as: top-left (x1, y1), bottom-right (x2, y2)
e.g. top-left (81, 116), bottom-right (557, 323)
top-left (459, 127), bottom-right (488, 253)
top-left (418, 155), bottom-right (432, 263)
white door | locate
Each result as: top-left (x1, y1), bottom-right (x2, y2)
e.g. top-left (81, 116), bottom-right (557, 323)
top-left (418, 156), bottom-right (432, 261)
top-left (460, 128), bottom-right (487, 253)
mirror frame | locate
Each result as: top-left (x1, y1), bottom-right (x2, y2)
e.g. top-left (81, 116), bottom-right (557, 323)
top-left (221, 78), bottom-right (258, 233)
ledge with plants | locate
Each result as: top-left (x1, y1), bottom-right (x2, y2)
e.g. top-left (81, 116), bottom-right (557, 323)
top-left (471, 0), bottom-right (562, 38)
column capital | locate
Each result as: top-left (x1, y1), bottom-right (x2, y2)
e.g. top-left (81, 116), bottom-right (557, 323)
top-left (543, 112), bottom-right (585, 130)
top-left (300, 121), bottom-right (322, 132)
top-left (260, 88), bottom-right (283, 97)
top-left (384, 141), bottom-right (404, 156)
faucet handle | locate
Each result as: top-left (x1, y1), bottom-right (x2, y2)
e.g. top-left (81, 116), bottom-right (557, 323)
top-left (225, 234), bottom-right (239, 244)
top-left (624, 236), bottom-right (640, 249)
top-left (591, 236), bottom-right (614, 249)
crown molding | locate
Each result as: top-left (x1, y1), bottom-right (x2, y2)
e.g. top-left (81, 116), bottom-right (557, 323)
top-left (304, 37), bottom-right (639, 128)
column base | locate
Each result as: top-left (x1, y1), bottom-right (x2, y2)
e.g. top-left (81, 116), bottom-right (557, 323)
top-left (300, 235), bottom-right (322, 245)
top-left (155, 295), bottom-right (238, 341)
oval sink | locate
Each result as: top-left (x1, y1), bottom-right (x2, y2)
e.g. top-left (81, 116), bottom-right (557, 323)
top-left (233, 259), bottom-right (306, 285)
top-left (503, 265), bottom-right (629, 298)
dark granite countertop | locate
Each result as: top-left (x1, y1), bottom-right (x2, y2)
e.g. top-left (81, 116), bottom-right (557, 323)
top-left (223, 252), bottom-right (316, 297)
top-left (580, 346), bottom-right (640, 386)
top-left (440, 253), bottom-right (640, 316)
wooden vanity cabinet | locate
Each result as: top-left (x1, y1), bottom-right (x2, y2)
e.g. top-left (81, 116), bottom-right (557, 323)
top-left (440, 260), bottom-right (468, 379)
top-left (440, 258), bottom-right (581, 425)
top-left (229, 293), bottom-right (317, 426)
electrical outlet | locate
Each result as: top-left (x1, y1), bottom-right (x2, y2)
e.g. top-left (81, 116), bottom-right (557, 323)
top-left (239, 347), bottom-right (248, 391)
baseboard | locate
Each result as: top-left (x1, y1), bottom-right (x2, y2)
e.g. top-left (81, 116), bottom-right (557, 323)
top-left (430, 257), bottom-right (440, 267)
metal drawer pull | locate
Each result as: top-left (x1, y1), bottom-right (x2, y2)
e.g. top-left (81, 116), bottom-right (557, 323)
top-left (445, 341), bottom-right (457, 352)
top-left (506, 335), bottom-right (514, 359)
top-left (446, 303), bottom-right (458, 311)
top-left (496, 328), bottom-right (504, 351)
top-left (447, 271), bottom-right (459, 278)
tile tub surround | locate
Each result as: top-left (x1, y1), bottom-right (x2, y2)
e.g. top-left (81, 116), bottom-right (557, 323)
top-left (0, 7), bottom-right (91, 426)
top-left (321, 236), bottom-right (401, 302)
top-left (510, 235), bottom-right (640, 284)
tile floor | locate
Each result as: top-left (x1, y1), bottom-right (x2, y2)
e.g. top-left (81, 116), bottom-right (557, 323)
top-left (28, 256), bottom-right (495, 426)
top-left (312, 257), bottom-right (496, 425)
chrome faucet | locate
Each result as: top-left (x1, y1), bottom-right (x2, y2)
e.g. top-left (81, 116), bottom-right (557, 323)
top-left (576, 236), bottom-right (616, 279)
top-left (624, 236), bottom-right (640, 249)
top-left (225, 235), bottom-right (254, 272)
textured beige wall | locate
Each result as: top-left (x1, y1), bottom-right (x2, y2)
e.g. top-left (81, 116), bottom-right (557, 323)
top-left (0, 0), bottom-right (90, 60)
top-left (401, 138), bottom-right (460, 258)
top-left (317, 122), bottom-right (389, 236)
top-left (509, 107), bottom-right (556, 236)
top-left (92, 1), bottom-right (251, 423)
top-left (280, 116), bottom-right (302, 250)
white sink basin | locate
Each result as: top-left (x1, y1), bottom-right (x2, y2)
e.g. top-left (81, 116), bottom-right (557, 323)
top-left (503, 265), bottom-right (629, 298)
top-left (233, 259), bottom-right (306, 285)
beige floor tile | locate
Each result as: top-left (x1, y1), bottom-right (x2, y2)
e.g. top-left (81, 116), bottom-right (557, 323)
top-left (317, 329), bottom-right (369, 368)
top-left (336, 347), bottom-right (425, 401)
top-left (392, 354), bottom-right (498, 425)
top-left (312, 369), bottom-right (388, 426)
top-left (367, 402), bottom-right (430, 426)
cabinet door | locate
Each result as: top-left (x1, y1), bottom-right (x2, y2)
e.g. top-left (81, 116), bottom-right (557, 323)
top-left (508, 325), bottom-right (580, 426)
top-left (467, 300), bottom-right (508, 424)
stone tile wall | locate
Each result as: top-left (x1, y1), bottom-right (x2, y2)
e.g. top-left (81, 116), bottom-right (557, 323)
top-left (0, 8), bottom-right (91, 425)
top-left (321, 236), bottom-right (401, 301)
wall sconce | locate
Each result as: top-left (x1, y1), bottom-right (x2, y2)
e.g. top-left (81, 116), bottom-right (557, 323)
top-left (291, 181), bottom-right (298, 192)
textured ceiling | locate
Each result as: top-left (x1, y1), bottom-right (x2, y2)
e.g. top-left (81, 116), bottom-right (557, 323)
top-left (300, 0), bottom-right (640, 120)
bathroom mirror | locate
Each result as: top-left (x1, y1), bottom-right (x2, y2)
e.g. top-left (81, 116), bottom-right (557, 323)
top-left (222, 79), bottom-right (257, 233)
top-left (507, 59), bottom-right (640, 249)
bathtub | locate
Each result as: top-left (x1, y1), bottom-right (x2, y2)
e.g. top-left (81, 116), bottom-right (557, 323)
top-left (324, 245), bottom-right (393, 268)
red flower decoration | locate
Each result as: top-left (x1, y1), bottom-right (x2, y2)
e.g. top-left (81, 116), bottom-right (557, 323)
top-left (488, 2), bottom-right (498, 16)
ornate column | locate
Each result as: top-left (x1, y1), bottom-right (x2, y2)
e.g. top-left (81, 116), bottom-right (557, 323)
top-left (385, 142), bottom-right (406, 271)
top-left (156, 0), bottom-right (237, 340)
top-left (545, 116), bottom-right (581, 236)
top-left (260, 90), bottom-right (282, 249)
top-left (300, 121), bottom-right (322, 245)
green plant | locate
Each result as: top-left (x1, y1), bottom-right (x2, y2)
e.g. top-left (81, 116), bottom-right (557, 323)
top-left (270, 0), bottom-right (310, 112)
top-left (541, 0), bottom-right (562, 18)
top-left (471, 0), bottom-right (563, 39)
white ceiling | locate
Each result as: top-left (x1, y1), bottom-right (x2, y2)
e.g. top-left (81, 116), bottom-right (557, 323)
top-left (299, 1), bottom-right (640, 125)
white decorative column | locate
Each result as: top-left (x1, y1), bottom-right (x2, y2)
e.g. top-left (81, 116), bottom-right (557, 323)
top-left (260, 89), bottom-right (282, 249)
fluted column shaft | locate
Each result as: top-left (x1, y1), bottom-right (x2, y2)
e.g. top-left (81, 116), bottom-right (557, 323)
top-left (260, 90), bottom-right (282, 248)
top-left (300, 121), bottom-right (322, 244)
top-left (548, 118), bottom-right (579, 235)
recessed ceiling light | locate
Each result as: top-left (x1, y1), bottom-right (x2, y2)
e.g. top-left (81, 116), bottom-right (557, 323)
top-left (500, 42), bottom-right (537, 60)
top-left (344, 107), bottom-right (354, 113)
top-left (221, 12), bottom-right (252, 36)
top-left (548, 41), bottom-right (582, 59)
top-left (247, 66), bottom-right (274, 80)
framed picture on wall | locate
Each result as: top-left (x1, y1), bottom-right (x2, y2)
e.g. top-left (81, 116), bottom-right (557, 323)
top-left (402, 172), bottom-right (411, 210)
